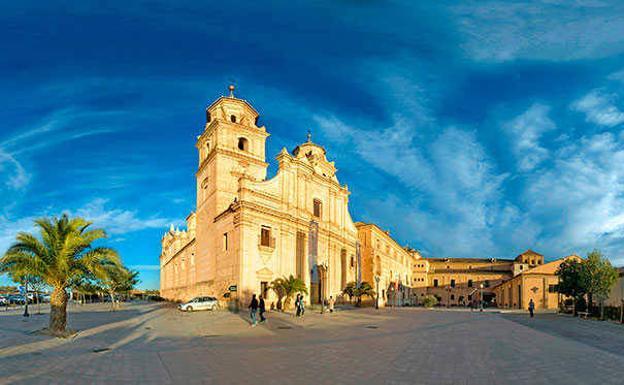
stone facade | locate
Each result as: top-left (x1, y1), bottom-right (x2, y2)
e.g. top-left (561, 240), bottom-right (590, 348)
top-left (159, 88), bottom-right (586, 313)
top-left (411, 250), bottom-right (550, 307)
top-left (160, 89), bottom-right (358, 306)
top-left (492, 255), bottom-right (581, 310)
top-left (356, 222), bottom-right (419, 307)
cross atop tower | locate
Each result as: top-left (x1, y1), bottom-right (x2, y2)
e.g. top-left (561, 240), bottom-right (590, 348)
top-left (307, 129), bottom-right (312, 143)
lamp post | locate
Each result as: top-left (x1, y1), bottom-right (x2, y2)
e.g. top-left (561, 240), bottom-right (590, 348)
top-left (320, 262), bottom-right (328, 314)
top-left (375, 275), bottom-right (380, 310)
top-left (479, 283), bottom-right (484, 312)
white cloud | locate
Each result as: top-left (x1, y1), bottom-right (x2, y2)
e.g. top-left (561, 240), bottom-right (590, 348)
top-left (71, 198), bottom-right (179, 235)
top-left (315, 111), bottom-right (520, 257)
top-left (0, 199), bottom-right (180, 253)
top-left (0, 149), bottom-right (29, 189)
top-left (128, 264), bottom-right (160, 271)
top-left (571, 89), bottom-right (624, 127)
top-left (526, 132), bottom-right (624, 258)
top-left (452, 1), bottom-right (624, 62)
top-left (504, 103), bottom-right (556, 171)
top-left (1, 108), bottom-right (128, 156)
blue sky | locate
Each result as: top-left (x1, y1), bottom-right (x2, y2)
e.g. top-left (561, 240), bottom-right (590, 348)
top-left (2, 1), bottom-right (624, 289)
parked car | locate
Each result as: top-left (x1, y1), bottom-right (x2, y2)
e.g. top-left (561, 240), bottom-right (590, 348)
top-left (178, 296), bottom-right (218, 312)
top-left (8, 294), bottom-right (27, 305)
top-left (0, 296), bottom-right (7, 306)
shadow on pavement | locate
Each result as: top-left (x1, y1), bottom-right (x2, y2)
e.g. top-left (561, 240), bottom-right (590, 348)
top-left (500, 313), bottom-right (624, 357)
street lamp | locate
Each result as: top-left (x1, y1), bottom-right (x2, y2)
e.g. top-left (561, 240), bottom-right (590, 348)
top-left (374, 275), bottom-right (380, 310)
top-left (320, 262), bottom-right (328, 314)
top-left (479, 283), bottom-right (484, 312)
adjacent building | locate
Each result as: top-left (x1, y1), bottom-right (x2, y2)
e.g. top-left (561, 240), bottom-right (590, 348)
top-left (410, 250), bottom-right (544, 307)
top-left (160, 88), bottom-right (359, 306)
top-left (356, 222), bottom-right (420, 307)
top-left (492, 256), bottom-right (581, 310)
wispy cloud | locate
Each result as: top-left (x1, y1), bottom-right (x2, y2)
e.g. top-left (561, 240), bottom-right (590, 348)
top-left (526, 131), bottom-right (624, 257)
top-left (1, 108), bottom-right (130, 156)
top-left (504, 103), bottom-right (556, 171)
top-left (0, 198), bottom-right (181, 253)
top-left (571, 89), bottom-right (624, 127)
top-left (452, 1), bottom-right (624, 62)
top-left (71, 198), bottom-right (181, 235)
top-left (313, 70), bottom-right (517, 257)
top-left (128, 264), bottom-right (160, 271)
top-left (0, 149), bottom-right (29, 189)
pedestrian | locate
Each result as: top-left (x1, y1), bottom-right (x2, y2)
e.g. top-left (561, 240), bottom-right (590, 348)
top-left (328, 295), bottom-right (335, 313)
top-left (300, 296), bottom-right (305, 317)
top-left (295, 294), bottom-right (301, 317)
top-left (259, 295), bottom-right (266, 323)
top-left (528, 298), bottom-right (535, 318)
top-left (249, 294), bottom-right (259, 326)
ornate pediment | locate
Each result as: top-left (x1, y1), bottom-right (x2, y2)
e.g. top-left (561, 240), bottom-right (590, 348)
top-left (256, 267), bottom-right (273, 279)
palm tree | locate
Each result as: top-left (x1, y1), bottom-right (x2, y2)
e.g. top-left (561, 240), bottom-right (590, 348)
top-left (100, 267), bottom-right (139, 310)
top-left (342, 281), bottom-right (375, 307)
top-left (271, 275), bottom-right (307, 310)
top-left (0, 214), bottom-right (122, 335)
top-left (270, 277), bottom-right (287, 310)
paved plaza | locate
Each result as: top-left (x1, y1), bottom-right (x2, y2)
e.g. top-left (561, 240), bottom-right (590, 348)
top-left (0, 303), bottom-right (623, 385)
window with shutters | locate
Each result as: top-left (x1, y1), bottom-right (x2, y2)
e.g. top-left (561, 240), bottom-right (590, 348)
top-left (260, 226), bottom-right (275, 248)
top-left (313, 199), bottom-right (322, 218)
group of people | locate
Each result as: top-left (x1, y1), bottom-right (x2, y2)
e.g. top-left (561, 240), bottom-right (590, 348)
top-left (248, 293), bottom-right (340, 326)
top-left (248, 294), bottom-right (266, 327)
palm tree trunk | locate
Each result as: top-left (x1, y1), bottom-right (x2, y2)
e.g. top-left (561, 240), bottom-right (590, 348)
top-left (49, 286), bottom-right (68, 334)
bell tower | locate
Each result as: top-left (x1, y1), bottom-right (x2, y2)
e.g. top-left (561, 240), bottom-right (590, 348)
top-left (195, 85), bottom-right (269, 215)
top-left (193, 86), bottom-right (269, 287)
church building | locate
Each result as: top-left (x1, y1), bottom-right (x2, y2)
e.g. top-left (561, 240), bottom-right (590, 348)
top-left (160, 87), bottom-right (359, 306)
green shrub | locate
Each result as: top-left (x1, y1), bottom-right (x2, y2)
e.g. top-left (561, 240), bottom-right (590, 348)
top-left (422, 295), bottom-right (438, 308)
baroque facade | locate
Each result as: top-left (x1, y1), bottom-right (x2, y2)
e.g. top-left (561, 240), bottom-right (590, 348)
top-left (160, 88), bottom-right (359, 306)
top-left (160, 88), bottom-right (577, 312)
top-left (356, 222), bottom-right (419, 307)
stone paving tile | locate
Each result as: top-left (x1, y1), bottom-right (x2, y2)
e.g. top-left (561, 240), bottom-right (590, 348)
top-left (1, 303), bottom-right (624, 384)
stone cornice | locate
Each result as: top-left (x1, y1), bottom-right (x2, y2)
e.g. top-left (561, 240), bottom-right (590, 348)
top-left (161, 238), bottom-right (196, 267)
top-left (196, 147), bottom-right (269, 176)
top-left (196, 119), bottom-right (269, 145)
top-left (233, 200), bottom-right (357, 245)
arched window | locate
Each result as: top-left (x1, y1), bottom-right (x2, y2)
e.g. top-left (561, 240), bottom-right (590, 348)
top-left (237, 137), bottom-right (248, 151)
top-left (230, 115), bottom-right (237, 123)
top-left (206, 110), bottom-right (211, 123)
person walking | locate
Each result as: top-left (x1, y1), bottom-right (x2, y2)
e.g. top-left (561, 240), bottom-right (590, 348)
top-left (295, 294), bottom-right (301, 317)
top-left (528, 298), bottom-right (535, 318)
top-left (259, 295), bottom-right (266, 323)
top-left (249, 294), bottom-right (259, 326)
top-left (300, 295), bottom-right (305, 317)
top-left (328, 295), bottom-right (335, 313)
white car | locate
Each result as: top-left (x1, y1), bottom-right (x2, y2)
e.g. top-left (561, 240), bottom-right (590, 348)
top-left (178, 296), bottom-right (218, 312)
